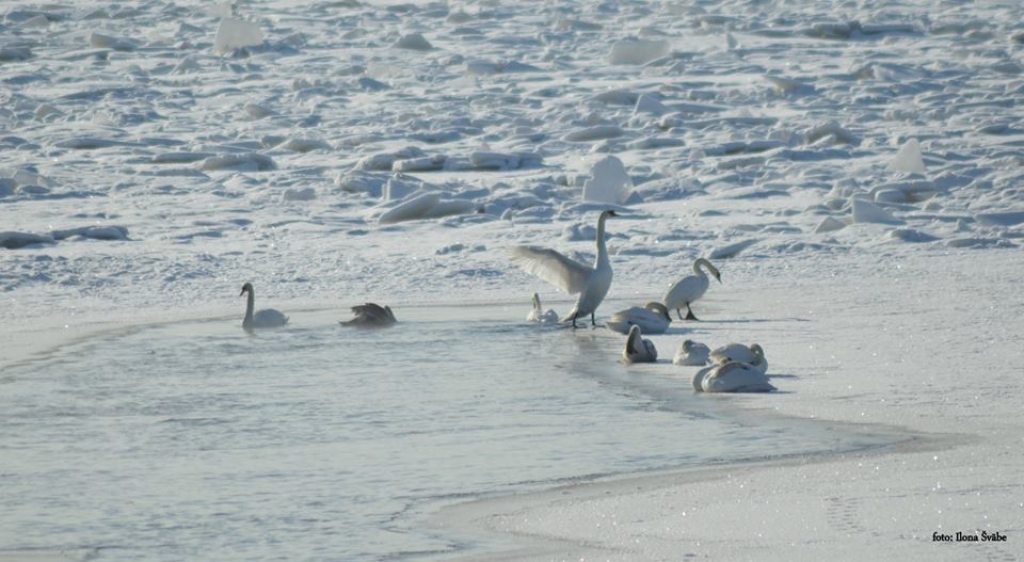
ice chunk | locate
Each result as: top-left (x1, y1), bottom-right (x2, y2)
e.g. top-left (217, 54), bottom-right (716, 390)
top-left (200, 153), bottom-right (276, 171)
top-left (51, 226), bottom-right (129, 241)
top-left (608, 39), bottom-right (669, 65)
top-left (393, 33), bottom-right (433, 51)
top-left (815, 216), bottom-right (848, 233)
top-left (582, 156), bottom-right (633, 205)
top-left (564, 125), bottom-right (625, 142)
top-left (634, 94), bottom-right (670, 116)
top-left (0, 47), bottom-right (32, 61)
top-left (283, 187), bottom-right (316, 202)
top-left (889, 139), bottom-right (926, 174)
top-left (378, 192), bottom-right (441, 224)
top-left (851, 198), bottom-right (901, 224)
top-left (765, 75), bottom-right (814, 94)
top-left (0, 231), bottom-right (55, 249)
top-left (214, 18), bottom-right (264, 53)
top-left (89, 32), bottom-right (137, 51)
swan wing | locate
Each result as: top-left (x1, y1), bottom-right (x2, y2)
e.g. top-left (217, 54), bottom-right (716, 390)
top-left (509, 246), bottom-right (592, 295)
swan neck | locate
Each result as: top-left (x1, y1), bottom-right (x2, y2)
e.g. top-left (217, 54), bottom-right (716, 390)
top-left (245, 290), bottom-right (255, 321)
top-left (595, 214), bottom-right (610, 265)
top-left (693, 258), bottom-right (714, 277)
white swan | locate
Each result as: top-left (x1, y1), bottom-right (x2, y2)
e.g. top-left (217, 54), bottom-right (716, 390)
top-left (710, 342), bottom-right (767, 374)
top-left (605, 301), bottom-right (672, 335)
top-left (673, 339), bottom-right (711, 366)
top-left (509, 209), bottom-right (618, 328)
top-left (622, 325), bottom-right (658, 364)
top-left (240, 282), bottom-right (289, 330)
top-left (697, 361), bottom-right (775, 393)
top-left (341, 303), bottom-right (397, 328)
top-left (526, 293), bottom-right (559, 324)
top-left (663, 258), bottom-right (721, 321)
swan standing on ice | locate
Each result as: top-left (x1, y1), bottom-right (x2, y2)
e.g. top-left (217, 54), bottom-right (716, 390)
top-left (622, 325), bottom-right (658, 364)
top-left (605, 302), bottom-right (672, 335)
top-left (240, 282), bottom-right (289, 330)
top-left (509, 209), bottom-right (618, 328)
top-left (663, 258), bottom-right (721, 321)
top-left (341, 303), bottom-right (397, 328)
top-left (673, 339), bottom-right (711, 366)
top-left (710, 342), bottom-right (768, 374)
top-left (696, 361), bottom-right (775, 393)
top-left (526, 293), bottom-right (559, 324)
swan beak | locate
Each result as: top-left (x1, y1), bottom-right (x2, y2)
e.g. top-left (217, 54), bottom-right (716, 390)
top-left (715, 274), bottom-right (722, 283)
top-left (239, 288), bottom-right (245, 296)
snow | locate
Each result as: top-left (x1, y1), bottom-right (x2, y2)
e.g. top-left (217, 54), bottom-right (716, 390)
top-left (1, 0), bottom-right (1023, 559)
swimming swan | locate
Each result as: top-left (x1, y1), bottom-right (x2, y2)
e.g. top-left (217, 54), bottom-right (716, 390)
top-left (526, 293), bottom-right (559, 324)
top-left (696, 361), bottom-right (775, 393)
top-left (605, 302), bottom-right (672, 335)
top-left (622, 325), bottom-right (658, 364)
top-left (509, 209), bottom-right (618, 328)
top-left (710, 342), bottom-right (767, 374)
top-left (663, 258), bottom-right (721, 321)
top-left (240, 282), bottom-right (289, 330)
top-left (673, 339), bottom-right (711, 366)
top-left (341, 303), bottom-right (397, 328)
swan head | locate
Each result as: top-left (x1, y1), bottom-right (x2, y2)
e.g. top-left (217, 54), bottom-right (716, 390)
top-left (643, 301), bottom-right (671, 321)
top-left (240, 282), bottom-right (254, 297)
top-left (600, 209), bottom-right (618, 220)
top-left (750, 343), bottom-right (765, 359)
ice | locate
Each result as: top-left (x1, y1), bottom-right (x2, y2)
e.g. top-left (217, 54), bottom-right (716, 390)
top-left (582, 156), bottom-right (634, 205)
top-left (889, 138), bottom-right (927, 174)
top-left (0, 231), bottom-right (55, 249)
top-left (214, 18), bottom-right (264, 53)
top-left (634, 94), bottom-right (670, 116)
top-left (608, 39), bottom-right (670, 65)
top-left (851, 198), bottom-right (902, 224)
top-left (393, 33), bottom-right (433, 51)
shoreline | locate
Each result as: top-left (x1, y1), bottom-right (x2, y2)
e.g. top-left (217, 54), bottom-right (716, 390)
top-left (430, 425), bottom-right (959, 561)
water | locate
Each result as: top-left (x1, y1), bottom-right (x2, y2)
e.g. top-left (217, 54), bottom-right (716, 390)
top-left (1, 306), bottom-right (892, 561)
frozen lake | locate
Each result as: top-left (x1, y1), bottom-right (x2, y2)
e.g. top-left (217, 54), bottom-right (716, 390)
top-left (1, 305), bottom-right (896, 561)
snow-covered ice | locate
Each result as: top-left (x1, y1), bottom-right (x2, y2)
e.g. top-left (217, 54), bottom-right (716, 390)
top-left (2, 0), bottom-right (1023, 560)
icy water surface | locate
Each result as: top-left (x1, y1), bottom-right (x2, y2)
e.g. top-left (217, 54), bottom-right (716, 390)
top-left (2, 305), bottom-right (893, 561)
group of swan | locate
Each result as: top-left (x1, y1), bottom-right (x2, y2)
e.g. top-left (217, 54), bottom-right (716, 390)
top-left (239, 282), bottom-right (395, 331)
top-left (690, 342), bottom-right (773, 393)
top-left (509, 209), bottom-right (721, 331)
top-left (618, 329), bottom-right (772, 392)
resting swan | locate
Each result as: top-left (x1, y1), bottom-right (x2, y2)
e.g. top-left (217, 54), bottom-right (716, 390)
top-left (710, 342), bottom-right (767, 374)
top-left (605, 302), bottom-right (672, 335)
top-left (622, 325), bottom-right (658, 364)
top-left (663, 258), bottom-right (721, 321)
top-left (341, 303), bottom-right (397, 328)
top-left (509, 209), bottom-right (618, 328)
top-left (240, 282), bottom-right (289, 330)
top-left (673, 339), bottom-right (711, 366)
top-left (526, 293), bottom-right (559, 324)
top-left (695, 361), bottom-right (775, 393)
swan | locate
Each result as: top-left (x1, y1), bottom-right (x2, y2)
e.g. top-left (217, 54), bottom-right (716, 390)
top-left (526, 293), bottom-right (559, 324)
top-left (605, 302), bottom-right (672, 335)
top-left (710, 342), bottom-right (767, 374)
top-left (697, 361), bottom-right (775, 393)
top-left (509, 209), bottom-right (618, 328)
top-left (673, 339), bottom-right (711, 366)
top-left (663, 258), bottom-right (721, 321)
top-left (341, 303), bottom-right (397, 328)
top-left (240, 282), bottom-right (289, 330)
top-left (622, 325), bottom-right (658, 364)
